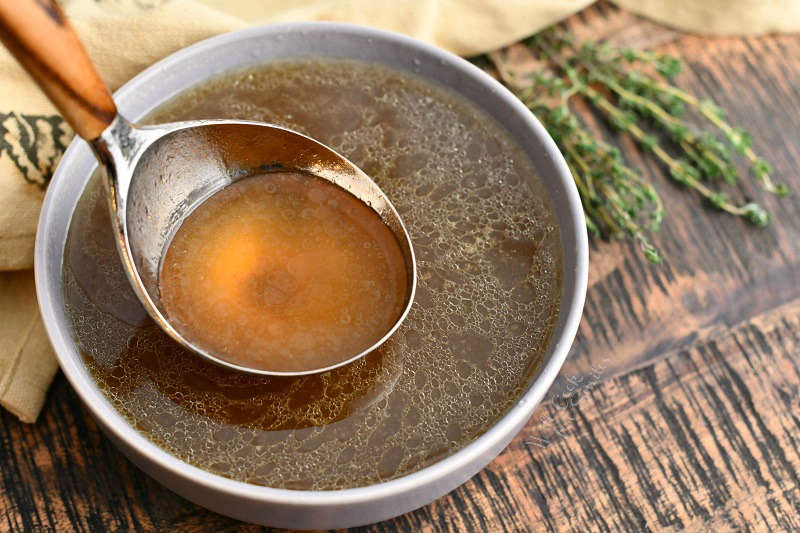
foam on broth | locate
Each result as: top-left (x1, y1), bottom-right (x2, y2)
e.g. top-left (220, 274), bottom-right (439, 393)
top-left (63, 59), bottom-right (561, 490)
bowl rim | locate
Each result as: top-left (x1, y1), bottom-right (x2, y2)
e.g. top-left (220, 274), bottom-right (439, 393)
top-left (35, 21), bottom-right (588, 506)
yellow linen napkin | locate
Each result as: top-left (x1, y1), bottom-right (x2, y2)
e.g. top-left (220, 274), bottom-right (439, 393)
top-left (1, 0), bottom-right (798, 423)
top-left (0, 270), bottom-right (55, 423)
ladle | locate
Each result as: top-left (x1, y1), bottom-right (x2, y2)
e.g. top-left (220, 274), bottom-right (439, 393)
top-left (0, 0), bottom-right (416, 376)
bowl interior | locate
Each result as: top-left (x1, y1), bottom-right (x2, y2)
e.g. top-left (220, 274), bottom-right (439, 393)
top-left (36, 23), bottom-right (587, 506)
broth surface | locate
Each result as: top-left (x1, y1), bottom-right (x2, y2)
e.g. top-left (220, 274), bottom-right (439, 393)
top-left (64, 59), bottom-right (562, 489)
top-left (159, 171), bottom-right (408, 373)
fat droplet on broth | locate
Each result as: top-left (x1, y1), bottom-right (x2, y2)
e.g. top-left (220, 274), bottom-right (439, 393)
top-left (63, 58), bottom-right (561, 490)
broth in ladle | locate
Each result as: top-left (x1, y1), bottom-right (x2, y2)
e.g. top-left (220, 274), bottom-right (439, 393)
top-left (159, 171), bottom-right (408, 373)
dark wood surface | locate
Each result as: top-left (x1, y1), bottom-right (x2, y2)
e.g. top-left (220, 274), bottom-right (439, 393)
top-left (3, 4), bottom-right (800, 531)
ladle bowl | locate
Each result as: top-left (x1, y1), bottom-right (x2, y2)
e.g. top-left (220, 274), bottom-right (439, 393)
top-left (0, 0), bottom-right (416, 375)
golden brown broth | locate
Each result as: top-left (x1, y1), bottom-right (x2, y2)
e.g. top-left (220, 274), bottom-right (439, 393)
top-left (159, 172), bottom-right (408, 373)
top-left (63, 59), bottom-right (562, 490)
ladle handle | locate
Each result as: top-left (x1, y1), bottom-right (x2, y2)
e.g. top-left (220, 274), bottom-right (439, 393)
top-left (0, 0), bottom-right (117, 140)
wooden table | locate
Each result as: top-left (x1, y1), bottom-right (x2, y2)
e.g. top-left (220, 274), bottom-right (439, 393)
top-left (3, 5), bottom-right (800, 531)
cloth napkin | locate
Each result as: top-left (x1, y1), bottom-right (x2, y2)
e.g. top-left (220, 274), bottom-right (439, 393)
top-left (1, 0), bottom-right (798, 423)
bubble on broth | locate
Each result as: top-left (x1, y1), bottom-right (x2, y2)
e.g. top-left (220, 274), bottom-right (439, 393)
top-left (63, 59), bottom-right (561, 490)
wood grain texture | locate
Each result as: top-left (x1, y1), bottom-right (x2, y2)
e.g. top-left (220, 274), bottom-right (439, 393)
top-left (0, 0), bottom-right (116, 140)
top-left (505, 298), bottom-right (800, 532)
top-left (559, 6), bottom-right (800, 383)
top-left (3, 3), bottom-right (800, 531)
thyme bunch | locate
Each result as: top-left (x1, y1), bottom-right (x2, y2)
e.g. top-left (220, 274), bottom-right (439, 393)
top-left (485, 29), bottom-right (787, 263)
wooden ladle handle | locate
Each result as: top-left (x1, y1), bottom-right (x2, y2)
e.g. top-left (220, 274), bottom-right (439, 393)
top-left (0, 0), bottom-right (117, 140)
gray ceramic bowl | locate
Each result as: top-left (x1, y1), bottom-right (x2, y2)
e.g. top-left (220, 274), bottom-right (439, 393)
top-left (35, 23), bottom-right (588, 529)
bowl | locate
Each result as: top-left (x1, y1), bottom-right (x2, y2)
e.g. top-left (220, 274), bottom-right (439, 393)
top-left (35, 22), bottom-right (588, 529)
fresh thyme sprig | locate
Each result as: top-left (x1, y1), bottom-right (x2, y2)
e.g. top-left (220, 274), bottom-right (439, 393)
top-left (577, 38), bottom-right (787, 196)
top-left (485, 28), bottom-right (786, 263)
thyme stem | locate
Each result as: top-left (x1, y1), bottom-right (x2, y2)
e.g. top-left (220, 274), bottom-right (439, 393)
top-left (483, 28), bottom-right (785, 263)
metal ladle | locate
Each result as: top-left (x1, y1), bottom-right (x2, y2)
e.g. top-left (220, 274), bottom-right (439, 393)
top-left (0, 0), bottom-right (416, 376)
